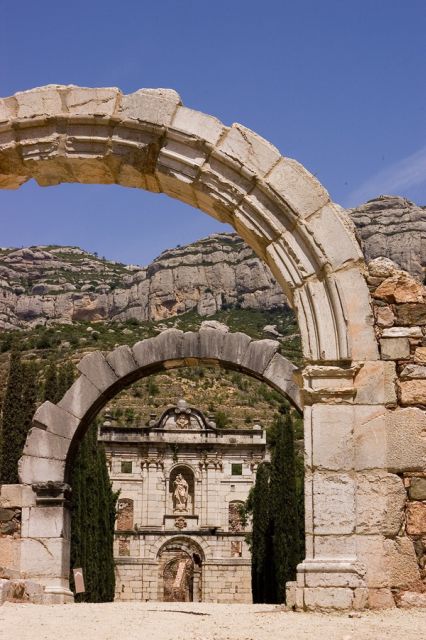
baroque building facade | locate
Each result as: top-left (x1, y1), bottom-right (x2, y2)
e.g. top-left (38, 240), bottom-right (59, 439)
top-left (98, 400), bottom-right (267, 603)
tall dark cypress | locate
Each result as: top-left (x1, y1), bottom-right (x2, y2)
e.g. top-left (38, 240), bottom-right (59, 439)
top-left (269, 411), bottom-right (301, 603)
top-left (69, 415), bottom-right (117, 602)
top-left (250, 462), bottom-right (275, 603)
top-left (0, 350), bottom-right (24, 483)
top-left (43, 361), bottom-right (59, 403)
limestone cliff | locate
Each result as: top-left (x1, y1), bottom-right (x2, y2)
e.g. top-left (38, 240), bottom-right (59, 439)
top-left (0, 235), bottom-right (284, 330)
top-left (350, 195), bottom-right (426, 282)
top-left (0, 195), bottom-right (424, 330)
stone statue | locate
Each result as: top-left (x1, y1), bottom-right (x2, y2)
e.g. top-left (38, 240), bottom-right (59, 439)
top-left (173, 473), bottom-right (189, 512)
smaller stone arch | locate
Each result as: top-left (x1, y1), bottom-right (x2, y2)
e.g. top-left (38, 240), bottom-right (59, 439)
top-left (19, 327), bottom-right (300, 486)
top-left (157, 536), bottom-right (206, 602)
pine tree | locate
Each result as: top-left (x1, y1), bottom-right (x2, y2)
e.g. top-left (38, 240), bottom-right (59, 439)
top-left (269, 410), bottom-right (301, 604)
top-left (0, 350), bottom-right (24, 483)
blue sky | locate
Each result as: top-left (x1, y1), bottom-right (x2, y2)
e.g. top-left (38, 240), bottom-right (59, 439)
top-left (1, 0), bottom-right (425, 265)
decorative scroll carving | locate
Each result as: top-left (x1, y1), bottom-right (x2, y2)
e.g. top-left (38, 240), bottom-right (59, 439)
top-left (243, 453), bottom-right (265, 472)
top-left (199, 452), bottom-right (223, 471)
top-left (140, 454), bottom-right (165, 470)
top-left (32, 482), bottom-right (71, 506)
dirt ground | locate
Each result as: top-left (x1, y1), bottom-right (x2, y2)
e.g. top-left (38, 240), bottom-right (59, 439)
top-left (1, 602), bottom-right (426, 640)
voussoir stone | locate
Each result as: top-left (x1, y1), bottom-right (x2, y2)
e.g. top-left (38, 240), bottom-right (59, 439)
top-left (31, 401), bottom-right (79, 440)
top-left (216, 123), bottom-right (281, 177)
top-left (58, 375), bottom-right (101, 420)
top-left (266, 157), bottom-right (330, 218)
top-left (77, 351), bottom-right (119, 392)
top-left (221, 332), bottom-right (252, 366)
top-left (118, 89), bottom-right (181, 127)
top-left (105, 345), bottom-right (139, 379)
top-left (240, 339), bottom-right (279, 375)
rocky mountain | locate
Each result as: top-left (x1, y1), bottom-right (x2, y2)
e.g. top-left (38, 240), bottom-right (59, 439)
top-left (0, 235), bottom-right (284, 330)
top-left (0, 195), bottom-right (424, 331)
top-left (350, 195), bottom-right (426, 282)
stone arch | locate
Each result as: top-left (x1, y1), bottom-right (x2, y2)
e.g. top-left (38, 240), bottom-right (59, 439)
top-left (20, 328), bottom-right (301, 485)
top-left (0, 85), bottom-right (377, 364)
top-left (3, 86), bottom-right (411, 610)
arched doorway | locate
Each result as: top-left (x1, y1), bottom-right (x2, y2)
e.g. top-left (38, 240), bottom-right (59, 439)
top-left (2, 85), bottom-right (417, 610)
top-left (157, 538), bottom-right (203, 602)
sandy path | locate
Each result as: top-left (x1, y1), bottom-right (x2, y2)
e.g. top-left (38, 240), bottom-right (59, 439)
top-left (0, 602), bottom-right (426, 640)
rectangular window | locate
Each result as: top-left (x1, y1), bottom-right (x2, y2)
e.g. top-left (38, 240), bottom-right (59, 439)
top-left (231, 463), bottom-right (242, 476)
top-left (121, 461), bottom-right (132, 474)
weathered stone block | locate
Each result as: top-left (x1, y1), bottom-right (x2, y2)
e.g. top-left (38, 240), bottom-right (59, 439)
top-left (398, 380), bottom-right (426, 405)
top-left (23, 428), bottom-right (70, 461)
top-left (303, 586), bottom-right (354, 611)
top-left (312, 472), bottom-right (355, 534)
top-left (132, 329), bottom-right (184, 368)
top-left (354, 360), bottom-right (397, 405)
top-left (20, 537), bottom-right (70, 579)
top-left (263, 353), bottom-right (301, 410)
top-left (414, 347), bottom-right (426, 364)
top-left (15, 86), bottom-right (63, 119)
top-left (32, 401), bottom-right (79, 440)
top-left (399, 591), bottom-right (426, 608)
top-left (119, 89), bottom-right (181, 127)
top-left (406, 502), bottom-right (426, 535)
top-left (356, 472), bottom-right (405, 535)
top-left (77, 351), bottom-right (119, 392)
top-left (18, 455), bottom-right (65, 485)
top-left (58, 375), bottom-right (100, 420)
top-left (395, 303), bottom-right (426, 326)
top-left (240, 338), bottom-right (279, 375)
top-left (380, 337), bottom-right (410, 360)
top-left (171, 106), bottom-right (225, 146)
top-left (408, 477), bottom-right (426, 500)
top-left (65, 87), bottom-right (120, 117)
top-left (198, 329), bottom-right (226, 360)
top-left (400, 364), bottom-right (426, 380)
top-left (306, 203), bottom-right (362, 269)
top-left (375, 305), bottom-right (395, 328)
top-left (382, 326), bottom-right (422, 337)
top-left (386, 407), bottom-right (426, 472)
top-left (266, 157), bottom-right (330, 218)
top-left (374, 274), bottom-right (424, 304)
top-left (311, 405), bottom-right (354, 471)
top-left (384, 536), bottom-right (421, 589)
top-left (106, 345), bottom-right (139, 379)
top-left (24, 506), bottom-right (70, 539)
top-left (216, 123), bottom-right (280, 177)
top-left (368, 588), bottom-right (395, 609)
top-left (221, 332), bottom-right (251, 366)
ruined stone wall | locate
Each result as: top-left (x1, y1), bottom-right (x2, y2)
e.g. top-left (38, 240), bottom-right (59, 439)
top-left (368, 257), bottom-right (426, 605)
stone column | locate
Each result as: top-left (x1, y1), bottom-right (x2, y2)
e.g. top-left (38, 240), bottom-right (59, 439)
top-left (20, 482), bottom-right (74, 604)
top-left (291, 365), bottom-right (371, 610)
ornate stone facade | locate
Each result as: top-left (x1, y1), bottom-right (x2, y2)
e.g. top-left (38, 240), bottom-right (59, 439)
top-left (99, 400), bottom-right (266, 603)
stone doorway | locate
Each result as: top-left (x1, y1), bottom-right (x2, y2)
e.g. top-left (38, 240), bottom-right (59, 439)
top-left (163, 551), bottom-right (194, 602)
top-left (158, 539), bottom-right (203, 602)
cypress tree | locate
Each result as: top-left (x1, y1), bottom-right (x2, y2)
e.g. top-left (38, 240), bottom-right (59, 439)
top-left (69, 418), bottom-right (117, 602)
top-left (43, 361), bottom-right (59, 403)
top-left (250, 462), bottom-right (275, 603)
top-left (0, 350), bottom-right (24, 483)
top-left (269, 411), bottom-right (300, 603)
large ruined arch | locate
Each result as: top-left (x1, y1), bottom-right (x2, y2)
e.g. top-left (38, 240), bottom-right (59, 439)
top-left (3, 85), bottom-right (418, 611)
top-left (0, 85), bottom-right (377, 362)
